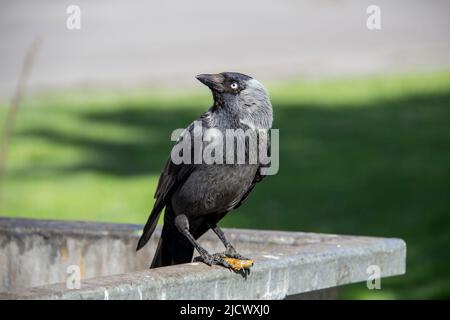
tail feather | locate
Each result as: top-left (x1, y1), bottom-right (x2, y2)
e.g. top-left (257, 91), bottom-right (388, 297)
top-left (136, 202), bottom-right (164, 251)
top-left (149, 203), bottom-right (195, 268)
top-left (150, 227), bottom-right (195, 268)
top-left (137, 201), bottom-right (196, 268)
top-left (150, 212), bottom-right (225, 268)
top-left (139, 202), bottom-right (227, 268)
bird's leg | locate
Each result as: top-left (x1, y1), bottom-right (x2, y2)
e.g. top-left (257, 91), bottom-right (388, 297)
top-left (210, 224), bottom-right (252, 261)
top-left (174, 215), bottom-right (232, 269)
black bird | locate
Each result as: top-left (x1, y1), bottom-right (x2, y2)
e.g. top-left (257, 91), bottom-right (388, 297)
top-left (136, 72), bottom-right (273, 270)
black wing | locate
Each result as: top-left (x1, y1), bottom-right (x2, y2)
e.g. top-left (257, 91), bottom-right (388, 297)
top-left (136, 122), bottom-right (197, 251)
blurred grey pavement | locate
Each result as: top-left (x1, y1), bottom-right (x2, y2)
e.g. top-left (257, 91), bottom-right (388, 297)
top-left (0, 0), bottom-right (449, 97)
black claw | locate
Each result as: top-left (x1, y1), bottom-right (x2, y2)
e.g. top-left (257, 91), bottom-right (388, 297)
top-left (236, 266), bottom-right (251, 279)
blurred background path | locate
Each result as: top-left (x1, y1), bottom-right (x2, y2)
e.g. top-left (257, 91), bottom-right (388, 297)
top-left (1, 0), bottom-right (449, 97)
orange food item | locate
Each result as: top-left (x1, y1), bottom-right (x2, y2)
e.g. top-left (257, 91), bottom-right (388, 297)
top-left (223, 257), bottom-right (254, 271)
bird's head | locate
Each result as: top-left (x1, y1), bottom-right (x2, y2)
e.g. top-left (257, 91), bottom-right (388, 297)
top-left (196, 72), bottom-right (273, 129)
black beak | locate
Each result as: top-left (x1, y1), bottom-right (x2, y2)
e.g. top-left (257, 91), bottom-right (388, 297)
top-left (196, 74), bottom-right (225, 92)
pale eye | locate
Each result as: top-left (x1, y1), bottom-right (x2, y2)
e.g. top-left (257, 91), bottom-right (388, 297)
top-left (230, 82), bottom-right (238, 90)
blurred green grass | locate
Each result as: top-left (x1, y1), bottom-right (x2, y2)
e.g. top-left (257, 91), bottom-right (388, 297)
top-left (0, 72), bottom-right (449, 299)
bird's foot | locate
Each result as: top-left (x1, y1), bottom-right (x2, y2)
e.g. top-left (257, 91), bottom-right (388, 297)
top-left (222, 256), bottom-right (254, 276)
top-left (222, 247), bottom-right (254, 276)
top-left (194, 252), bottom-right (254, 275)
top-left (223, 245), bottom-right (252, 261)
top-left (194, 252), bottom-right (233, 269)
top-left (223, 250), bottom-right (251, 261)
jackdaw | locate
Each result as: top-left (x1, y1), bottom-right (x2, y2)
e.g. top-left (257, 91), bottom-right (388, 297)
top-left (136, 72), bottom-right (273, 271)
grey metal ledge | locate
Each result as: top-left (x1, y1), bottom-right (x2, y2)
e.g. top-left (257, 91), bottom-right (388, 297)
top-left (0, 217), bottom-right (406, 300)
